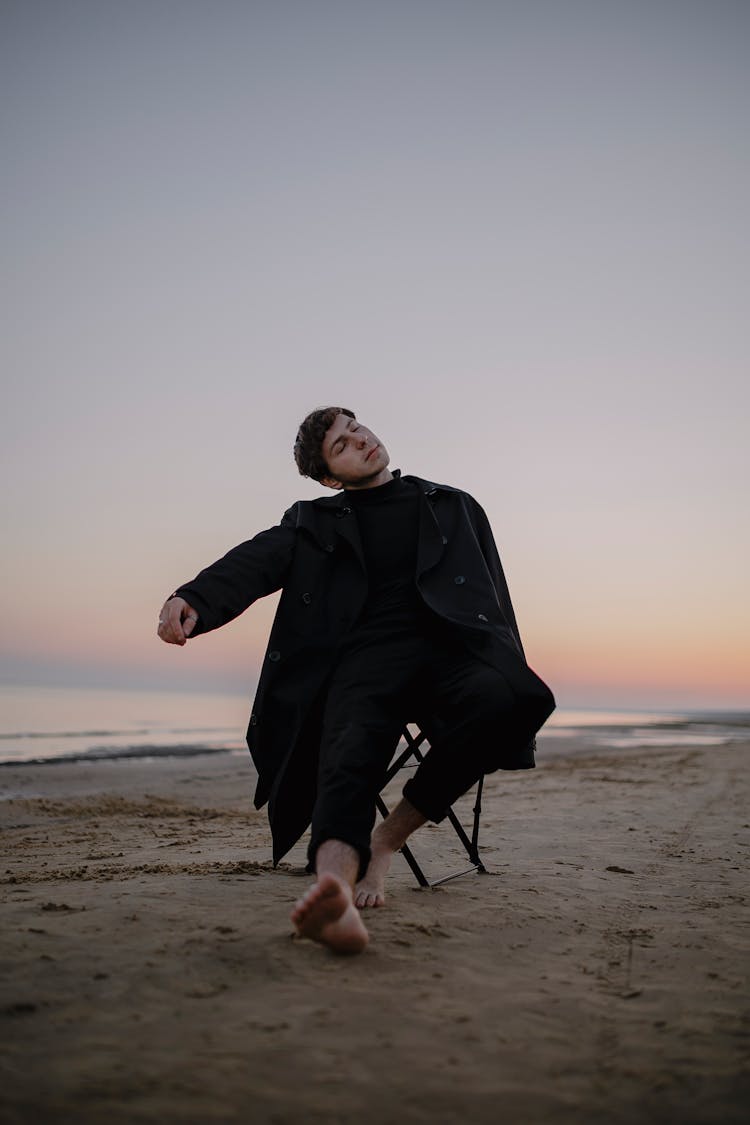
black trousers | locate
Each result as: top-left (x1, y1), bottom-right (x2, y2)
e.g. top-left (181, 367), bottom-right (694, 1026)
top-left (307, 621), bottom-right (551, 878)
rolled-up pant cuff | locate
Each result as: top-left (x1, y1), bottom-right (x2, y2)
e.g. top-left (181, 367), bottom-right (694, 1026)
top-left (401, 777), bottom-right (451, 825)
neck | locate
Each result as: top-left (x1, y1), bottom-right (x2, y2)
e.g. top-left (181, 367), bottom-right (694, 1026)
top-left (343, 468), bottom-right (393, 491)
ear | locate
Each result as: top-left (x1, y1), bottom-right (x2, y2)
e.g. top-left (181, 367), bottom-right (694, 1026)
top-left (319, 476), bottom-right (343, 491)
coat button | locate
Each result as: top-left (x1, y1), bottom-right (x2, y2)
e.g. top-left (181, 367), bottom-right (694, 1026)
top-left (454, 575), bottom-right (466, 585)
top-left (325, 544), bottom-right (335, 553)
top-left (268, 650), bottom-right (281, 662)
top-left (477, 613), bottom-right (488, 623)
top-left (301, 592), bottom-right (312, 605)
top-left (249, 713), bottom-right (258, 726)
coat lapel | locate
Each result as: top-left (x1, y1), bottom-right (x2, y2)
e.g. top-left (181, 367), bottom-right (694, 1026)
top-left (297, 495), bottom-right (365, 569)
top-left (416, 485), bottom-right (446, 578)
top-left (332, 501), bottom-right (366, 570)
top-left (306, 476), bottom-right (446, 575)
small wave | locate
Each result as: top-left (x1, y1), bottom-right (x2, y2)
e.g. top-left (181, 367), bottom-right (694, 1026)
top-left (0, 743), bottom-right (238, 767)
top-left (603, 733), bottom-right (730, 748)
top-left (0, 726), bottom-right (238, 741)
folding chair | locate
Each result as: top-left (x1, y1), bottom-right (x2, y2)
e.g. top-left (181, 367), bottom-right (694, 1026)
top-left (377, 723), bottom-right (486, 888)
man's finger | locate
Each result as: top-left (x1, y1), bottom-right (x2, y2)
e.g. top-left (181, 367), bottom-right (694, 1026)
top-left (183, 612), bottom-right (198, 638)
top-left (158, 619), bottom-right (184, 645)
top-left (166, 602), bottom-right (184, 629)
top-left (167, 610), bottom-right (187, 644)
top-left (158, 601), bottom-right (184, 645)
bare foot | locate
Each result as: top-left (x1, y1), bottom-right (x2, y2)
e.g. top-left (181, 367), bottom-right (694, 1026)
top-left (355, 797), bottom-right (426, 907)
top-left (291, 872), bottom-right (369, 954)
top-left (355, 845), bottom-right (393, 908)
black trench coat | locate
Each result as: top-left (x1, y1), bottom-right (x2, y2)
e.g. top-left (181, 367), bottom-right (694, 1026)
top-left (174, 474), bottom-right (555, 862)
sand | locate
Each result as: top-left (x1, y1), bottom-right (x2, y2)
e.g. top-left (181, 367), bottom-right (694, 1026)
top-left (1, 740), bottom-right (748, 1124)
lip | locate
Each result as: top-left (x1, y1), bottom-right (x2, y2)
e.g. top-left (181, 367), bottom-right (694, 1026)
top-left (365, 444), bottom-right (379, 461)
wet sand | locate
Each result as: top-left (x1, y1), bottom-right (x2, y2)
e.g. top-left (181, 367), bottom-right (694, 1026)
top-left (1, 741), bottom-right (748, 1124)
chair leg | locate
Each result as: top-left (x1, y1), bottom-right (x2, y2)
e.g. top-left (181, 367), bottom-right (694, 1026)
top-left (399, 842), bottom-right (431, 888)
top-left (379, 727), bottom-right (487, 888)
top-left (471, 775), bottom-right (486, 873)
top-left (444, 805), bottom-right (478, 862)
top-left (408, 743), bottom-right (486, 873)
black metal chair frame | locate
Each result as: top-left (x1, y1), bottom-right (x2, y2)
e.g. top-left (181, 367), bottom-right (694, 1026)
top-left (377, 724), bottom-right (486, 888)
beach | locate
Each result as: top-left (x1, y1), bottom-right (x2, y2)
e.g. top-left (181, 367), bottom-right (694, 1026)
top-left (1, 740), bottom-right (748, 1124)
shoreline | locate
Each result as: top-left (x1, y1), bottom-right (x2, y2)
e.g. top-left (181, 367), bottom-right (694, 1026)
top-left (0, 745), bottom-right (241, 772)
top-left (1, 742), bottom-right (748, 1123)
top-left (2, 700), bottom-right (748, 774)
top-left (2, 721), bottom-right (748, 773)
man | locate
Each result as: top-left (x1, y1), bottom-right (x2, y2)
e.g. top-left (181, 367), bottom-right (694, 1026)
top-left (158, 407), bottom-right (554, 954)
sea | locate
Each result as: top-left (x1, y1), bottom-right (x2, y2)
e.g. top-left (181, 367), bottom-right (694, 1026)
top-left (0, 683), bottom-right (748, 767)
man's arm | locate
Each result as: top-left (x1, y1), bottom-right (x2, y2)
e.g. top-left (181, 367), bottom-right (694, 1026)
top-left (157, 506), bottom-right (298, 647)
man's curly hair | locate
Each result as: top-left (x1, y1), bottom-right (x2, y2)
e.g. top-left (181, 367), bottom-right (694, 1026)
top-left (293, 407), bottom-right (356, 482)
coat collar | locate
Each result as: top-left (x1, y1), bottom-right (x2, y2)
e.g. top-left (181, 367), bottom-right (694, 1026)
top-left (308, 471), bottom-right (460, 509)
top-left (294, 472), bottom-right (457, 569)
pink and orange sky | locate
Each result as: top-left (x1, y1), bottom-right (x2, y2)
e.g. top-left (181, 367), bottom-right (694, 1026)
top-left (3, 1), bottom-right (749, 710)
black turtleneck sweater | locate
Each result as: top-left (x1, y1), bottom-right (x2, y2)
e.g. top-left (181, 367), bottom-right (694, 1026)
top-left (346, 472), bottom-right (423, 631)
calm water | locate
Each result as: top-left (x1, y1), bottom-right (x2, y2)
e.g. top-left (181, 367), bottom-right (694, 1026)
top-left (0, 683), bottom-right (748, 766)
top-left (0, 684), bottom-right (248, 765)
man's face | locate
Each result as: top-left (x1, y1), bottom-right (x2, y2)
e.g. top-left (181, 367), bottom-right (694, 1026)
top-left (320, 413), bottom-right (391, 490)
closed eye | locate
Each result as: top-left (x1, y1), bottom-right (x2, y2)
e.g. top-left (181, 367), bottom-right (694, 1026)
top-left (333, 424), bottom-right (359, 454)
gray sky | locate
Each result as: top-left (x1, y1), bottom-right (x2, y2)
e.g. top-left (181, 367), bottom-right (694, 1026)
top-left (3, 0), bottom-right (749, 707)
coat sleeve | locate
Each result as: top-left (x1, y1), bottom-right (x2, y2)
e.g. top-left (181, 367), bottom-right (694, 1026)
top-left (170, 505), bottom-right (298, 636)
top-left (467, 496), bottom-right (527, 660)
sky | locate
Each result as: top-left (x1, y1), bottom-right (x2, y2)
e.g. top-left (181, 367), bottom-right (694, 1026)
top-left (2, 0), bottom-right (748, 710)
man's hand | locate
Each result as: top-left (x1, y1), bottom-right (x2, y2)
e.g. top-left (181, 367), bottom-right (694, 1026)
top-left (157, 596), bottom-right (199, 646)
